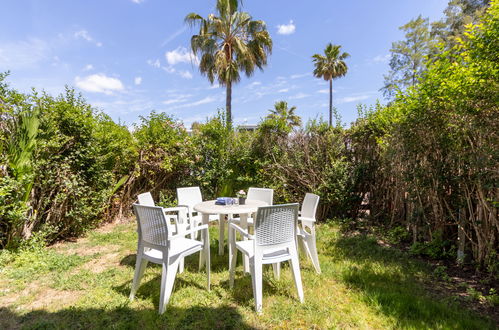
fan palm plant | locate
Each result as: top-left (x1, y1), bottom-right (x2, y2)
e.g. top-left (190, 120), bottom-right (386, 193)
top-left (312, 43), bottom-right (350, 126)
top-left (266, 101), bottom-right (301, 129)
top-left (185, 0), bottom-right (272, 127)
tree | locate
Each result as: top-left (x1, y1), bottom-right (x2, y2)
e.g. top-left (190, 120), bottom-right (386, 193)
top-left (431, 0), bottom-right (490, 52)
top-left (382, 16), bottom-right (433, 99)
top-left (266, 101), bottom-right (301, 129)
top-left (312, 43), bottom-right (350, 127)
top-left (185, 0), bottom-right (272, 127)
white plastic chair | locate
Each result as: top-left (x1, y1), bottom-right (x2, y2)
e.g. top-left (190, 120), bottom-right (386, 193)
top-left (138, 192), bottom-right (189, 234)
top-left (177, 186), bottom-right (219, 228)
top-left (129, 204), bottom-right (210, 314)
top-left (229, 203), bottom-right (304, 313)
top-left (177, 186), bottom-right (220, 250)
top-left (230, 187), bottom-right (274, 227)
top-left (297, 193), bottom-right (321, 274)
top-left (138, 192), bottom-right (190, 273)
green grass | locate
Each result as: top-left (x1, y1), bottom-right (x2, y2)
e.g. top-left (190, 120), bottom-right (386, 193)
top-left (0, 221), bottom-right (495, 329)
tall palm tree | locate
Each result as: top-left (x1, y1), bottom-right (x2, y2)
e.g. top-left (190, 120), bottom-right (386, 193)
top-left (312, 43), bottom-right (350, 126)
top-left (266, 100), bottom-right (301, 129)
top-left (185, 0), bottom-right (272, 127)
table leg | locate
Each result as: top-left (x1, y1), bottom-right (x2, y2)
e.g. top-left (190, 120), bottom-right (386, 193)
top-left (218, 214), bottom-right (225, 255)
top-left (199, 213), bottom-right (210, 270)
top-left (240, 213), bottom-right (250, 274)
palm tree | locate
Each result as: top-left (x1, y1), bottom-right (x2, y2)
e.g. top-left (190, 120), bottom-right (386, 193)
top-left (312, 43), bottom-right (350, 126)
top-left (266, 101), bottom-right (301, 129)
top-left (185, 0), bottom-right (272, 127)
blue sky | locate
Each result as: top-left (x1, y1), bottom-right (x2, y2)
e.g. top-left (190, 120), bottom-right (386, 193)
top-left (0, 0), bottom-right (448, 127)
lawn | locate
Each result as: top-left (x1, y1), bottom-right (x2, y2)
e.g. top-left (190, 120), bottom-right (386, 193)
top-left (0, 220), bottom-right (495, 329)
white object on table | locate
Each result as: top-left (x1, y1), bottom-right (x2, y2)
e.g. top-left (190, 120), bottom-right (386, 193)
top-left (194, 199), bottom-right (268, 272)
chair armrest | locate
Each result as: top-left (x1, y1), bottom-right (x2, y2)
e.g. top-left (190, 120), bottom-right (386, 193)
top-left (228, 222), bottom-right (254, 240)
top-left (162, 206), bottom-right (188, 214)
top-left (168, 224), bottom-right (209, 241)
top-left (298, 216), bottom-right (316, 222)
top-left (175, 205), bottom-right (190, 212)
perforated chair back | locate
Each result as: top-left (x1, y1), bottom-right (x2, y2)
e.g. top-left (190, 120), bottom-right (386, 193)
top-left (301, 193), bottom-right (320, 219)
top-left (133, 204), bottom-right (169, 247)
top-left (254, 204), bottom-right (298, 246)
top-left (177, 187), bottom-right (202, 209)
top-left (247, 187), bottom-right (274, 205)
top-left (138, 192), bottom-right (155, 206)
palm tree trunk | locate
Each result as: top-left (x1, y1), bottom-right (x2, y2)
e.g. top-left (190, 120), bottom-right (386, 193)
top-left (329, 79), bottom-right (333, 127)
top-left (226, 81), bottom-right (232, 128)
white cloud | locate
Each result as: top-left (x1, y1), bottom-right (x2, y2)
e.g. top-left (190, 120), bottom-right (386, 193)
top-left (277, 20), bottom-right (296, 35)
top-left (162, 93), bottom-right (192, 105)
top-left (248, 81), bottom-right (261, 88)
top-left (74, 30), bottom-right (102, 47)
top-left (371, 54), bottom-right (390, 63)
top-left (337, 94), bottom-right (370, 104)
top-left (83, 64), bottom-right (94, 71)
top-left (134, 76), bottom-right (142, 85)
top-left (179, 70), bottom-right (193, 79)
top-left (131, 0), bottom-right (145, 3)
top-left (165, 47), bottom-right (197, 65)
top-left (169, 96), bottom-right (216, 110)
top-left (161, 27), bottom-right (187, 47)
top-left (75, 74), bottom-right (124, 94)
top-left (0, 38), bottom-right (50, 69)
top-left (290, 73), bottom-right (308, 79)
top-left (278, 88), bottom-right (289, 93)
top-left (147, 59), bottom-right (161, 68)
top-left (289, 92), bottom-right (309, 100)
top-left (318, 88), bottom-right (336, 94)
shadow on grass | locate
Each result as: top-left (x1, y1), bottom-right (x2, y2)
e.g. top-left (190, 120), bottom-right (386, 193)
top-left (0, 304), bottom-right (255, 330)
top-left (330, 232), bottom-right (496, 329)
top-left (120, 242), bottom-right (230, 273)
top-left (118, 251), bottom-right (299, 312)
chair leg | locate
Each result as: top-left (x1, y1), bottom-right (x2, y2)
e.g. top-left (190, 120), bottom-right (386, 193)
top-left (129, 254), bottom-right (148, 301)
top-left (272, 263), bottom-right (281, 279)
top-left (159, 260), bottom-right (179, 314)
top-left (218, 215), bottom-right (225, 255)
top-left (205, 230), bottom-right (211, 291)
top-left (252, 258), bottom-right (263, 313)
top-left (178, 257), bottom-right (185, 274)
top-left (229, 228), bottom-right (238, 288)
top-left (298, 235), bottom-right (307, 256)
top-left (306, 235), bottom-right (321, 274)
top-left (289, 251), bottom-right (304, 303)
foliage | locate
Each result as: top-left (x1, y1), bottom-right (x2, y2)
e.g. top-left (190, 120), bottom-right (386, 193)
top-left (186, 0), bottom-right (272, 126)
top-left (312, 43), bottom-right (350, 126)
top-left (265, 100), bottom-right (301, 129)
top-left (351, 1), bottom-right (498, 268)
top-left (382, 15), bottom-right (433, 98)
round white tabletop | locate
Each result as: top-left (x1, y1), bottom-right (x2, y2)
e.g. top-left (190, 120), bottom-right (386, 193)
top-left (194, 199), bottom-right (268, 271)
top-left (193, 199), bottom-right (267, 215)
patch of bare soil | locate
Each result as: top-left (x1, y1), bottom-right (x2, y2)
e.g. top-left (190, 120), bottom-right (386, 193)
top-left (80, 251), bottom-right (122, 273)
top-left (26, 288), bottom-right (80, 310)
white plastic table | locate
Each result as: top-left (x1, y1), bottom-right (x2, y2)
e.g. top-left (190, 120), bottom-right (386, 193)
top-left (194, 199), bottom-right (267, 271)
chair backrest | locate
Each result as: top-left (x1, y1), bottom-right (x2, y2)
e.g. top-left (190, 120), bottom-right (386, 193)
top-left (133, 204), bottom-right (169, 247)
top-left (301, 193), bottom-right (320, 219)
top-left (254, 204), bottom-right (299, 246)
top-left (138, 192), bottom-right (155, 206)
top-left (177, 187), bottom-right (202, 210)
top-left (247, 187), bottom-right (274, 205)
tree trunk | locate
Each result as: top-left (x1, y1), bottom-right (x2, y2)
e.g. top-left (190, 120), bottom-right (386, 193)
top-left (226, 81), bottom-right (232, 128)
top-left (329, 79), bottom-right (333, 127)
